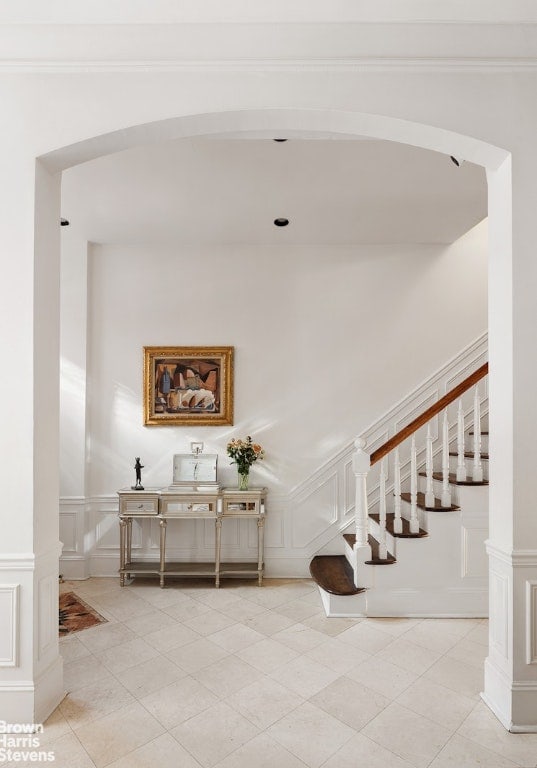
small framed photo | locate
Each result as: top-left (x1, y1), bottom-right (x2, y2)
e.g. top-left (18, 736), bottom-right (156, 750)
top-left (143, 346), bottom-right (234, 426)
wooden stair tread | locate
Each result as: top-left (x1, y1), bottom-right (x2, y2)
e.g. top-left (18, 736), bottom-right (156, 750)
top-left (401, 491), bottom-right (459, 511)
top-left (419, 470), bottom-right (489, 487)
top-left (369, 512), bottom-right (428, 538)
top-left (309, 555), bottom-right (366, 596)
top-left (343, 533), bottom-right (396, 565)
top-left (449, 451), bottom-right (489, 459)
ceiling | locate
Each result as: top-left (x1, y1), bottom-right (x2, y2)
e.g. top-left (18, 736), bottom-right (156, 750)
top-left (61, 137), bottom-right (487, 246)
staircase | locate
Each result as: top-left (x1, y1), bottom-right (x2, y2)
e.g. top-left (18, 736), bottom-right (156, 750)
top-left (310, 363), bottom-right (489, 618)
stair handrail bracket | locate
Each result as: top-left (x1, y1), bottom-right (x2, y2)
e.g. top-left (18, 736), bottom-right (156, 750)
top-left (352, 437), bottom-right (373, 587)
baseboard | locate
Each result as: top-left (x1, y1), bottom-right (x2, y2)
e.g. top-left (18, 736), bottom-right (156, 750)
top-left (483, 658), bottom-right (537, 732)
top-left (35, 655), bottom-right (64, 724)
top-left (0, 655), bottom-right (63, 724)
top-left (59, 555), bottom-right (90, 580)
top-left (318, 583), bottom-right (487, 618)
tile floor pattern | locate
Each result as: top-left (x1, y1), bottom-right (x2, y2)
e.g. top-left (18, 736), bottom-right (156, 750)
top-left (14, 577), bottom-right (537, 768)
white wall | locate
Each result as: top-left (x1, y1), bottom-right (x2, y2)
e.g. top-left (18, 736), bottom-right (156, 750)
top-left (62, 220), bottom-right (488, 499)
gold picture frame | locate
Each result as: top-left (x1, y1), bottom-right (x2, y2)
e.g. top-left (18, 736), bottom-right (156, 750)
top-left (143, 346), bottom-right (234, 426)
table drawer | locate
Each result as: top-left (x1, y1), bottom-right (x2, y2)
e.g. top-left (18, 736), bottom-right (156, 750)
top-left (161, 501), bottom-right (216, 517)
top-left (121, 498), bottom-right (159, 515)
top-left (223, 501), bottom-right (260, 515)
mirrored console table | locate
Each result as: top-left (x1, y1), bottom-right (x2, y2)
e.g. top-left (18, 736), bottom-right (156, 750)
top-left (117, 487), bottom-right (267, 588)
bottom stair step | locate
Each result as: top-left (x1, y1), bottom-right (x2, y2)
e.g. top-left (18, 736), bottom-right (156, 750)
top-left (309, 555), bottom-right (366, 596)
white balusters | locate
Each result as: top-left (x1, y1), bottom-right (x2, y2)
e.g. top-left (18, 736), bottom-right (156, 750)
top-left (349, 372), bottom-right (487, 587)
top-left (378, 457), bottom-right (388, 560)
top-left (409, 435), bottom-right (419, 533)
top-left (441, 410), bottom-right (452, 507)
top-left (472, 386), bottom-right (484, 481)
top-left (456, 399), bottom-right (467, 481)
top-left (425, 423), bottom-right (435, 509)
top-left (393, 447), bottom-right (403, 534)
top-left (353, 438), bottom-right (371, 549)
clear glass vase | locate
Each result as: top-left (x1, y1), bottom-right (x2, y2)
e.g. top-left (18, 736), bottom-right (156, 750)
top-left (237, 470), bottom-right (249, 491)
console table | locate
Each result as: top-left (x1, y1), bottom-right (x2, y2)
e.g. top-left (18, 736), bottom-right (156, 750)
top-left (117, 487), bottom-right (267, 588)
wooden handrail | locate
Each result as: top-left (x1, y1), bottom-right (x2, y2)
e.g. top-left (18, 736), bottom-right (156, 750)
top-left (370, 362), bottom-right (488, 466)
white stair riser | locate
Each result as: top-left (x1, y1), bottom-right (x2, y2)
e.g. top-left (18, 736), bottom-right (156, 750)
top-left (368, 515), bottom-right (397, 553)
top-left (416, 476), bottom-right (489, 516)
top-left (418, 475), bottom-right (461, 504)
top-left (365, 587), bottom-right (488, 617)
top-left (318, 586), bottom-right (367, 617)
top-left (449, 454), bottom-right (488, 480)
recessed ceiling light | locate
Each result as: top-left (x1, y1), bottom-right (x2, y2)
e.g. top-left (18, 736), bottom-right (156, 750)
top-left (274, 218), bottom-right (289, 227)
top-left (273, 139), bottom-right (287, 142)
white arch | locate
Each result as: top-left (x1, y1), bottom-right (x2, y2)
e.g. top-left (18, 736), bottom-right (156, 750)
top-left (41, 107), bottom-right (509, 172)
top-left (33, 105), bottom-right (512, 726)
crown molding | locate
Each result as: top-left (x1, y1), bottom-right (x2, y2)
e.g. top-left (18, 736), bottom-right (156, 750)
top-left (3, 58), bottom-right (537, 74)
top-left (0, 20), bottom-right (536, 72)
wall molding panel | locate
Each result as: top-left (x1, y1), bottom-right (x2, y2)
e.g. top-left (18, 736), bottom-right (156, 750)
top-left (490, 568), bottom-right (510, 661)
top-left (0, 584), bottom-right (19, 667)
top-left (38, 575), bottom-right (56, 661)
top-left (526, 580), bottom-right (537, 665)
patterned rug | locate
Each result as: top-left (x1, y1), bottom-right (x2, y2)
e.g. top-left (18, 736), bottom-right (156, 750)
top-left (59, 592), bottom-right (107, 635)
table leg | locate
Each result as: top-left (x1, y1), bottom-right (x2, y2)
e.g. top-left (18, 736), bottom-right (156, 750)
top-left (126, 517), bottom-right (133, 580)
top-left (257, 517), bottom-right (265, 586)
top-left (119, 518), bottom-right (127, 587)
top-left (215, 517), bottom-right (222, 588)
top-left (159, 518), bottom-right (167, 588)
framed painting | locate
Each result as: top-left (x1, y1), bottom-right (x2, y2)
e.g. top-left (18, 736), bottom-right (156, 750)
top-left (143, 346), bottom-right (234, 426)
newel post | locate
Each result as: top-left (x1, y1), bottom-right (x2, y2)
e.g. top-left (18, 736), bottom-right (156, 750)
top-left (353, 438), bottom-right (372, 586)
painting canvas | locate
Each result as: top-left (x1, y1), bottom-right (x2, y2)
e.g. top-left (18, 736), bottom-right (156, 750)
top-left (144, 346), bottom-right (233, 426)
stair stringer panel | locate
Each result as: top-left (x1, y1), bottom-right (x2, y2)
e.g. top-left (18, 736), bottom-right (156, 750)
top-left (329, 485), bottom-right (489, 617)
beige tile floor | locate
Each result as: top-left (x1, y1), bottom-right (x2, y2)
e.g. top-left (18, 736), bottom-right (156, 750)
top-left (19, 577), bottom-right (537, 768)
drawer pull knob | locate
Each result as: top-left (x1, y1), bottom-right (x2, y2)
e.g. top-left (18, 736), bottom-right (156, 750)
top-left (137, 504), bottom-right (143, 509)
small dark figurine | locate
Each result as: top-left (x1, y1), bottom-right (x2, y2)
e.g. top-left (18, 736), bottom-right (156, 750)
top-left (132, 457), bottom-right (145, 490)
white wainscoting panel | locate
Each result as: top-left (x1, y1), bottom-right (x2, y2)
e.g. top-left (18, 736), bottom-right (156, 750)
top-left (95, 512), bottom-right (121, 550)
top-left (526, 580), bottom-right (537, 665)
top-left (59, 511), bottom-right (78, 553)
top-left (38, 575), bottom-right (56, 661)
top-left (292, 472), bottom-right (338, 548)
top-left (0, 584), bottom-right (19, 666)
top-left (394, 390), bottom-right (438, 435)
top-left (461, 525), bottom-right (489, 578)
top-left (490, 568), bottom-right (509, 660)
top-left (344, 458), bottom-right (355, 515)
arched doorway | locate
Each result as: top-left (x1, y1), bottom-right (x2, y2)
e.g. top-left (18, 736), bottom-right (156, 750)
top-left (30, 108), bottom-right (511, 725)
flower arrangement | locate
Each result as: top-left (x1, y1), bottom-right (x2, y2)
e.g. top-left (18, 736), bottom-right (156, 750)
top-left (227, 436), bottom-right (264, 489)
